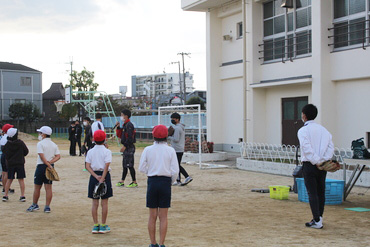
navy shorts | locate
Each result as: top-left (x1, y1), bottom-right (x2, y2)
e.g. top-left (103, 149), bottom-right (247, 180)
top-left (8, 165), bottom-right (26, 179)
top-left (88, 171), bottom-right (113, 199)
top-left (1, 154), bottom-right (8, 172)
top-left (146, 176), bottom-right (172, 208)
top-left (34, 164), bottom-right (54, 185)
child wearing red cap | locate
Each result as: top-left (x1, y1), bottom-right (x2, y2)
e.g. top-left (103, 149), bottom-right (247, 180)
top-left (139, 125), bottom-right (179, 247)
top-left (1, 124), bottom-right (15, 195)
top-left (85, 130), bottom-right (113, 234)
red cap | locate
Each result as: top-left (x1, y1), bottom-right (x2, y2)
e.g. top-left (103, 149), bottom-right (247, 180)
top-left (93, 130), bottom-right (106, 142)
top-left (152, 125), bottom-right (168, 139)
top-left (2, 124), bottom-right (14, 133)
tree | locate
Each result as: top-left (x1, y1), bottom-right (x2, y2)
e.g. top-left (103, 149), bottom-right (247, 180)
top-left (66, 67), bottom-right (99, 120)
top-left (9, 102), bottom-right (42, 132)
top-left (60, 103), bottom-right (77, 121)
top-left (8, 103), bottom-right (24, 127)
top-left (186, 96), bottom-right (206, 110)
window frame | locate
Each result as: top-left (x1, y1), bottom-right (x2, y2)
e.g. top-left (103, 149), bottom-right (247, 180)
top-left (332, 0), bottom-right (369, 50)
top-left (20, 77), bottom-right (32, 87)
top-left (262, 0), bottom-right (312, 63)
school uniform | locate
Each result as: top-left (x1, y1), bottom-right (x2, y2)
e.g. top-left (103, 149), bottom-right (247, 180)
top-left (35, 138), bottom-right (60, 185)
top-left (86, 145), bottom-right (113, 199)
top-left (0, 134), bottom-right (8, 172)
top-left (298, 120), bottom-right (334, 222)
top-left (3, 139), bottom-right (29, 179)
top-left (139, 142), bottom-right (179, 208)
top-left (91, 121), bottom-right (105, 136)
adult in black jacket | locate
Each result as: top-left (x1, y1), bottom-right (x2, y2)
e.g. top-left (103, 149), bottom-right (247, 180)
top-left (2, 128), bottom-right (29, 202)
top-left (116, 109), bottom-right (137, 188)
top-left (68, 121), bottom-right (77, 156)
top-left (75, 120), bottom-right (83, 156)
top-left (83, 117), bottom-right (92, 150)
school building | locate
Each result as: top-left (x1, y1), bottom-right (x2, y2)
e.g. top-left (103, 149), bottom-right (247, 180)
top-left (182, 0), bottom-right (370, 150)
top-left (0, 62), bottom-right (42, 120)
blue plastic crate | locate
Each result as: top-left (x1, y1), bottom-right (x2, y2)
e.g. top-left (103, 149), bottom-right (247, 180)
top-left (296, 178), bottom-right (344, 205)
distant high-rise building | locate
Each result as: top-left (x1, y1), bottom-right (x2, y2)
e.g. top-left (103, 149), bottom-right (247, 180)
top-left (131, 72), bottom-right (194, 97)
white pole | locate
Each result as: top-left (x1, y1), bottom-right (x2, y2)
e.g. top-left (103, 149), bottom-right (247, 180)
top-left (158, 107), bottom-right (161, 125)
top-left (198, 104), bottom-right (202, 169)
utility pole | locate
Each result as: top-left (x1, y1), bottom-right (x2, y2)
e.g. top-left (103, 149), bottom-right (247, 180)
top-left (170, 61), bottom-right (184, 105)
top-left (177, 52), bottom-right (190, 104)
top-left (69, 57), bottom-right (73, 84)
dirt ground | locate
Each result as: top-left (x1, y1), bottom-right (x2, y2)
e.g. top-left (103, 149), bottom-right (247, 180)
top-left (0, 139), bottom-right (369, 247)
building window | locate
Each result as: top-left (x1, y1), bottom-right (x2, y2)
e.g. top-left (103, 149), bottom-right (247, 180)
top-left (331, 0), bottom-right (368, 49)
top-left (237, 22), bottom-right (243, 39)
top-left (20, 77), bottom-right (31, 86)
top-left (261, 0), bottom-right (312, 62)
top-left (15, 99), bottom-right (26, 104)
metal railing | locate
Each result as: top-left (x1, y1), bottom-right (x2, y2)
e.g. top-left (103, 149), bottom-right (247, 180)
top-left (239, 142), bottom-right (353, 164)
top-left (259, 32), bottom-right (312, 63)
top-left (328, 19), bottom-right (370, 50)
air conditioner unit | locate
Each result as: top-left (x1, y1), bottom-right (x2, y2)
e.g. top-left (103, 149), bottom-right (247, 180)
top-left (223, 35), bottom-right (232, 41)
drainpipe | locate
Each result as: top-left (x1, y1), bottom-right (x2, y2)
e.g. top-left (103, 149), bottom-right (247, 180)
top-left (242, 0), bottom-right (247, 143)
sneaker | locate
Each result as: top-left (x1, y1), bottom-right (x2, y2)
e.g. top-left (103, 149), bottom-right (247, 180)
top-left (149, 244), bottom-right (159, 247)
top-left (98, 224), bottom-right (111, 234)
top-left (181, 176), bottom-right (193, 186)
top-left (126, 182), bottom-right (138, 188)
top-left (305, 218), bottom-right (323, 229)
top-left (44, 206), bottom-right (51, 213)
top-left (172, 181), bottom-right (182, 186)
top-left (27, 204), bottom-right (40, 212)
top-left (92, 224), bottom-right (100, 234)
top-left (2, 196), bottom-right (8, 202)
top-left (160, 245), bottom-right (166, 247)
top-left (19, 196), bottom-right (26, 202)
top-left (9, 189), bottom-right (15, 194)
top-left (116, 182), bottom-right (125, 187)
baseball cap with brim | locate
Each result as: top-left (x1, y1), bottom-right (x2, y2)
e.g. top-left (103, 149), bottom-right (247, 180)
top-left (7, 128), bottom-right (18, 138)
top-left (152, 125), bottom-right (168, 139)
top-left (2, 124), bottom-right (14, 133)
top-left (94, 130), bottom-right (106, 142)
top-left (37, 126), bottom-right (52, 136)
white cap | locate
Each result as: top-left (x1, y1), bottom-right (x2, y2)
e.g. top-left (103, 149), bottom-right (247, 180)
top-left (37, 126), bottom-right (52, 136)
top-left (7, 128), bottom-right (18, 138)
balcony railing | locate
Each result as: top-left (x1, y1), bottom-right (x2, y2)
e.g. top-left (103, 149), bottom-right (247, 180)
top-left (328, 19), bottom-right (369, 50)
top-left (259, 32), bottom-right (312, 63)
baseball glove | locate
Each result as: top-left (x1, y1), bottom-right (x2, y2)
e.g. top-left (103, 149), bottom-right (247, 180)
top-left (93, 182), bottom-right (107, 199)
top-left (168, 126), bottom-right (175, 136)
top-left (317, 160), bottom-right (340, 172)
top-left (45, 167), bottom-right (60, 181)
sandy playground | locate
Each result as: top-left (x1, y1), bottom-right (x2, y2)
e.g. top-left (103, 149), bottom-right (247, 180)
top-left (0, 138), bottom-right (369, 247)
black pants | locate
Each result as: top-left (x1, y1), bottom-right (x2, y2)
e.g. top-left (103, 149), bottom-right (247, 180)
top-left (176, 152), bottom-right (189, 182)
top-left (69, 139), bottom-right (76, 155)
top-left (302, 161), bottom-right (327, 221)
top-left (122, 167), bottom-right (136, 182)
top-left (76, 136), bottom-right (82, 155)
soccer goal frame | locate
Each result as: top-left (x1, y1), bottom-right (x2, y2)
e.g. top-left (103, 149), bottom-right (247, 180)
top-left (158, 104), bottom-right (204, 169)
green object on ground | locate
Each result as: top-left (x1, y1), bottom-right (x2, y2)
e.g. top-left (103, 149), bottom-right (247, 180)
top-left (344, 207), bottom-right (370, 212)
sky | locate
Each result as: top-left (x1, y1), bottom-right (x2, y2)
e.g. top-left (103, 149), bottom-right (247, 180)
top-left (0, 0), bottom-right (206, 96)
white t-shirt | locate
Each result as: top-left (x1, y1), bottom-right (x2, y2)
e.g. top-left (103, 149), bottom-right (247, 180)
top-left (139, 142), bottom-right (179, 183)
top-left (91, 121), bottom-right (105, 136)
top-left (37, 138), bottom-right (60, 165)
top-left (0, 134), bottom-right (8, 146)
top-left (85, 145), bottom-right (112, 171)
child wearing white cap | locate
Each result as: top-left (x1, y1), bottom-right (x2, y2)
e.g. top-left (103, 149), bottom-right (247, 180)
top-left (2, 128), bottom-right (29, 202)
top-left (27, 126), bottom-right (61, 213)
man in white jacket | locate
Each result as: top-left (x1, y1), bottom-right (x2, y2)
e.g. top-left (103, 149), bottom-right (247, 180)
top-left (139, 125), bottom-right (179, 247)
top-left (298, 104), bottom-right (334, 229)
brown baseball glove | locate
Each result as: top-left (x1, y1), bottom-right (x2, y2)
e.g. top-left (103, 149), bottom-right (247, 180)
top-left (45, 167), bottom-right (60, 181)
top-left (168, 126), bottom-right (175, 136)
top-left (317, 160), bottom-right (340, 172)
